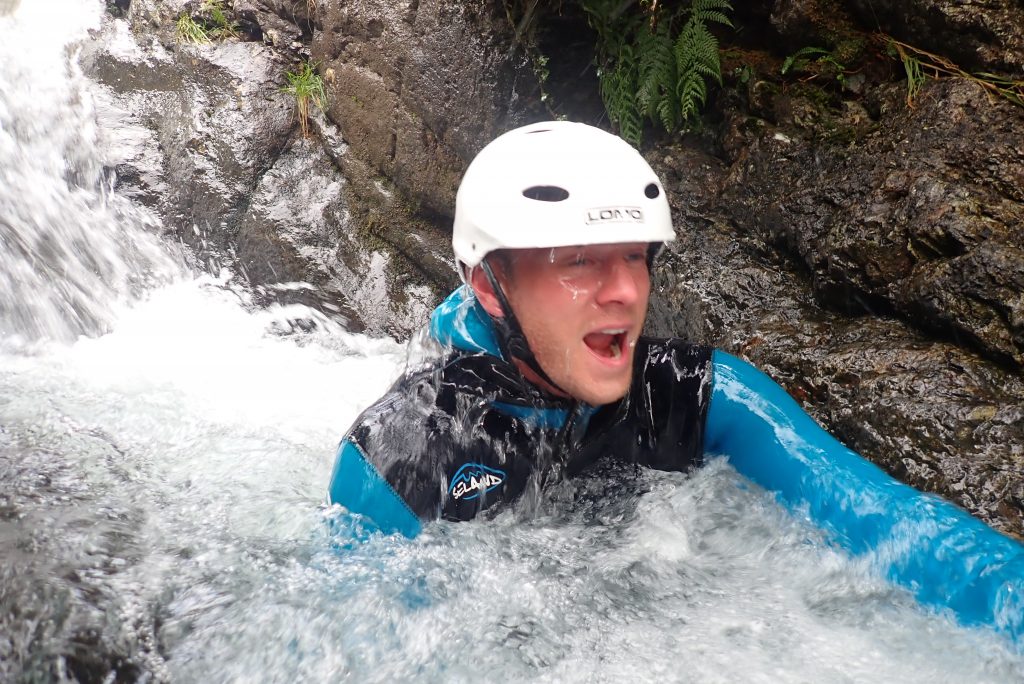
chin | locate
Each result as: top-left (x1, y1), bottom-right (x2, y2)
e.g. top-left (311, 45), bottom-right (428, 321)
top-left (573, 378), bottom-right (631, 406)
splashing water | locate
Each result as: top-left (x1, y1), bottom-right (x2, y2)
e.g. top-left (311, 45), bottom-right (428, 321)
top-left (1, 1), bottom-right (1023, 682)
top-left (0, 0), bottom-right (178, 344)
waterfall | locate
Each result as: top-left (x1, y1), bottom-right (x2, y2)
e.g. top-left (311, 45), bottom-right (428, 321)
top-left (0, 0), bottom-right (179, 345)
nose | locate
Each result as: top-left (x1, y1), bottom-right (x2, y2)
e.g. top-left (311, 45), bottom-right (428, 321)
top-left (594, 257), bottom-right (645, 306)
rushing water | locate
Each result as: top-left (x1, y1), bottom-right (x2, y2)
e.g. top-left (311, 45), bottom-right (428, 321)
top-left (1, 2), bottom-right (1023, 682)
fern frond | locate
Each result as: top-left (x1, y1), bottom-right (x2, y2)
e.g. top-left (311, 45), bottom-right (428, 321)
top-left (586, 0), bottom-right (733, 143)
top-left (596, 38), bottom-right (645, 147)
top-left (693, 10), bottom-right (732, 27)
top-left (636, 22), bottom-right (677, 128)
top-left (691, 0), bottom-right (732, 10)
top-left (656, 96), bottom-right (678, 133)
top-left (615, 70), bottom-right (644, 147)
top-left (674, 15), bottom-right (721, 123)
top-left (690, 0), bottom-right (731, 20)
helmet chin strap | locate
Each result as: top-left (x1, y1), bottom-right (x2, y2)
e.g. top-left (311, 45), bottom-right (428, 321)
top-left (479, 259), bottom-right (571, 399)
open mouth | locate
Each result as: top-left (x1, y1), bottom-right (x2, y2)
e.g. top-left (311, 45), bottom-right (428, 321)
top-left (583, 328), bottom-right (628, 360)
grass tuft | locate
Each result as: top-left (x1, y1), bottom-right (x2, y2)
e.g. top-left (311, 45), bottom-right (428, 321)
top-left (883, 36), bottom-right (1024, 109)
top-left (176, 13), bottom-right (210, 44)
top-left (203, 0), bottom-right (238, 39)
top-left (281, 62), bottom-right (328, 137)
top-left (176, 0), bottom-right (238, 44)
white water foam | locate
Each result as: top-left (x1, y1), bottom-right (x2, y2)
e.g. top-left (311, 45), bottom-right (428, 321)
top-left (0, 0), bottom-right (179, 344)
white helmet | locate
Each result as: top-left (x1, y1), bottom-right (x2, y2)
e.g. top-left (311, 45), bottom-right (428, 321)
top-left (452, 120), bottom-right (675, 269)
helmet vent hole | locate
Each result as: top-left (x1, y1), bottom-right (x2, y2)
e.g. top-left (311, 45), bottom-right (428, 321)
top-left (645, 183), bottom-right (660, 199)
top-left (525, 129), bottom-right (551, 134)
top-left (522, 185), bottom-right (570, 202)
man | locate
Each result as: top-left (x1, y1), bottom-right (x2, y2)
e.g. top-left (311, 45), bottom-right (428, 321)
top-left (328, 122), bottom-right (1022, 640)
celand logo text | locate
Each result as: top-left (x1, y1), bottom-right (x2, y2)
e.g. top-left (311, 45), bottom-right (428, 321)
top-left (449, 463), bottom-right (506, 501)
top-left (584, 206), bottom-right (644, 225)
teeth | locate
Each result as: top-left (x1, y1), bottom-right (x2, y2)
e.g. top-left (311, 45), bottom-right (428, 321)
top-left (599, 328), bottom-right (627, 335)
top-left (610, 340), bottom-right (621, 358)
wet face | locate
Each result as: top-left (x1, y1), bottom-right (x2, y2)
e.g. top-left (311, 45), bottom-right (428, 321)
top-left (475, 242), bottom-right (651, 406)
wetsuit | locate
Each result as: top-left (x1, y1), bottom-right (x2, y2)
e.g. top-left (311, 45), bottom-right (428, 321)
top-left (328, 286), bottom-right (1024, 644)
top-left (334, 287), bottom-right (712, 535)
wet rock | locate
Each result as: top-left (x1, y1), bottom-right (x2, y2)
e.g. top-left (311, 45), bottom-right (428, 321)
top-left (81, 13), bottom-right (295, 267)
top-left (765, 0), bottom-right (1024, 74)
top-left (645, 160), bottom-right (1024, 538)
top-left (232, 132), bottom-right (355, 320)
top-left (766, 0), bottom-right (866, 60)
top-left (234, 121), bottom-right (446, 337)
top-left (312, 0), bottom-right (545, 216)
top-left (845, 0), bottom-right (1024, 73)
top-left (719, 78), bottom-right (1024, 369)
top-left (233, 0), bottom-right (314, 50)
top-left (82, 5), bottom-right (457, 336)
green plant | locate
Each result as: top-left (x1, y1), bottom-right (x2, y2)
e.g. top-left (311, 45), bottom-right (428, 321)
top-left (176, 1), bottom-right (237, 44)
top-left (883, 36), bottom-right (1024, 109)
top-left (203, 0), bottom-right (238, 39)
top-left (899, 50), bottom-right (925, 107)
top-left (501, 0), bottom-right (560, 112)
top-left (282, 62), bottom-right (328, 137)
top-left (781, 46), bottom-right (848, 86)
top-left (582, 0), bottom-right (733, 147)
top-left (781, 47), bottom-right (826, 75)
top-left (176, 13), bottom-right (210, 44)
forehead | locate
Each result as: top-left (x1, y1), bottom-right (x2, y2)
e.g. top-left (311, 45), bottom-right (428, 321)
top-left (509, 242), bottom-right (650, 264)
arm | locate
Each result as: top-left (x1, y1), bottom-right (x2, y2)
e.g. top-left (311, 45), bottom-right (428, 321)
top-left (327, 439), bottom-right (422, 538)
top-left (705, 350), bottom-right (1024, 642)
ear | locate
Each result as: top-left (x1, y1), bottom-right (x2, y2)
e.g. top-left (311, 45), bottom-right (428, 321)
top-left (469, 263), bottom-right (505, 319)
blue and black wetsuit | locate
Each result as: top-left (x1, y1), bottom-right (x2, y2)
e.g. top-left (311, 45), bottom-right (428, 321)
top-left (329, 286), bottom-right (1024, 644)
top-left (331, 285), bottom-right (712, 535)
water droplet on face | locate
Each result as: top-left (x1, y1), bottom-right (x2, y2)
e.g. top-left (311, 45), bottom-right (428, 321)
top-left (558, 277), bottom-right (590, 301)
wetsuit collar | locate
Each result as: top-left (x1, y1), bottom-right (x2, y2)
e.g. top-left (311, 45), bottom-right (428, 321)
top-left (429, 285), bottom-right (602, 435)
top-left (429, 285), bottom-right (504, 358)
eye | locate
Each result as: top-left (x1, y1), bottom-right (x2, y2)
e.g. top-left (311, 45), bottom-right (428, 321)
top-left (564, 252), bottom-right (593, 267)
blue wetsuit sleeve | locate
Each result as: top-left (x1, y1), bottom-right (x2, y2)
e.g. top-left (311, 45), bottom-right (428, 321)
top-left (704, 350), bottom-right (1024, 642)
top-left (327, 439), bottom-right (423, 539)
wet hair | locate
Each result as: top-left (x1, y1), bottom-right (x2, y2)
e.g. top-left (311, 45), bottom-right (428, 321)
top-left (485, 250), bottom-right (516, 285)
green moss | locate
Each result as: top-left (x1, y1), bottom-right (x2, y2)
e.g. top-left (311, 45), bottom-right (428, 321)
top-left (821, 121), bottom-right (856, 146)
top-left (791, 82), bottom-right (836, 109)
top-left (833, 37), bottom-right (867, 65)
top-left (342, 174), bottom-right (457, 304)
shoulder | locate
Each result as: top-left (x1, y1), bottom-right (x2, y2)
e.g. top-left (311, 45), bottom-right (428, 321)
top-left (346, 357), bottom-right (454, 450)
top-left (340, 349), bottom-right (533, 520)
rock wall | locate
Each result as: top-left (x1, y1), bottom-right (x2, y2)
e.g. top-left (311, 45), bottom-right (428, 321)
top-left (311, 0), bottom-right (545, 215)
top-left (720, 78), bottom-right (1024, 369)
top-left (82, 0), bottom-right (460, 336)
top-left (646, 144), bottom-right (1024, 539)
top-left (647, 0), bottom-right (1024, 536)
